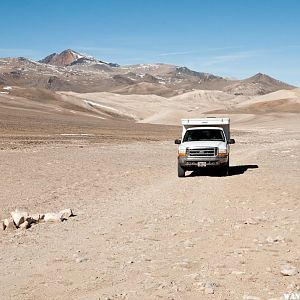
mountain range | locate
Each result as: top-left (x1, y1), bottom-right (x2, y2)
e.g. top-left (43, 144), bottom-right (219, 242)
top-left (0, 49), bottom-right (296, 97)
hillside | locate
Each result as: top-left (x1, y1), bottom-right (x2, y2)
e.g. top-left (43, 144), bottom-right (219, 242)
top-left (0, 49), bottom-right (296, 96)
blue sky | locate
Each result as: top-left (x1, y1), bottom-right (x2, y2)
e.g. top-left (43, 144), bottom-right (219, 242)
top-left (0, 0), bottom-right (299, 85)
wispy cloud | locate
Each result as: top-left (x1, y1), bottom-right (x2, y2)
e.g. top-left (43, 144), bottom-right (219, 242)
top-left (282, 44), bottom-right (300, 49)
top-left (0, 48), bottom-right (41, 59)
top-left (157, 46), bottom-right (245, 57)
top-left (203, 51), bottom-right (256, 66)
top-left (202, 45), bottom-right (299, 67)
top-left (0, 48), bottom-right (34, 53)
top-left (73, 46), bottom-right (118, 52)
top-left (207, 46), bottom-right (246, 51)
top-left (158, 51), bottom-right (197, 57)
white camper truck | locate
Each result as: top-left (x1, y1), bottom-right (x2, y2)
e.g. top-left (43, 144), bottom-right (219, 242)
top-left (175, 118), bottom-right (235, 177)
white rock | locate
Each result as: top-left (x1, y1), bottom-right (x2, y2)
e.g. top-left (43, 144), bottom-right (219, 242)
top-left (244, 218), bottom-right (258, 225)
top-left (59, 208), bottom-right (73, 220)
top-left (199, 282), bottom-right (217, 293)
top-left (266, 236), bottom-right (278, 243)
top-left (204, 287), bottom-right (214, 294)
top-left (280, 264), bottom-right (298, 276)
top-left (19, 220), bottom-right (29, 229)
top-left (29, 214), bottom-right (41, 223)
top-left (3, 218), bottom-right (16, 230)
top-left (43, 213), bottom-right (63, 222)
top-left (10, 210), bottom-right (28, 227)
top-left (205, 282), bottom-right (217, 289)
top-left (266, 236), bottom-right (284, 243)
top-left (233, 224), bottom-right (242, 229)
top-left (76, 257), bottom-right (88, 263)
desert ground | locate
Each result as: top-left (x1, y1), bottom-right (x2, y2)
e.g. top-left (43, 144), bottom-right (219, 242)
top-left (0, 86), bottom-right (300, 300)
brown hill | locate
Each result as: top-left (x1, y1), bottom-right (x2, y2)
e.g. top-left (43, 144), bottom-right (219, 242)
top-left (224, 73), bottom-right (295, 96)
top-left (39, 49), bottom-right (84, 66)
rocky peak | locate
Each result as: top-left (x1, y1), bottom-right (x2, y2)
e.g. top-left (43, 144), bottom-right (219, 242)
top-left (39, 49), bottom-right (119, 68)
top-left (39, 49), bottom-right (84, 66)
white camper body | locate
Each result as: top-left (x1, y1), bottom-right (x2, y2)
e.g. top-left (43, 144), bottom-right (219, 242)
top-left (181, 118), bottom-right (230, 140)
top-left (175, 117), bottom-right (235, 177)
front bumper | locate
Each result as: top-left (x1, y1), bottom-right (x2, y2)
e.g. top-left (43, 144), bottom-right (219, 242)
top-left (178, 156), bottom-right (228, 168)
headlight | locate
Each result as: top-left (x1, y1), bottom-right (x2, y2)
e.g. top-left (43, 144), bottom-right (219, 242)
top-left (218, 149), bottom-right (228, 156)
top-left (178, 148), bottom-right (187, 157)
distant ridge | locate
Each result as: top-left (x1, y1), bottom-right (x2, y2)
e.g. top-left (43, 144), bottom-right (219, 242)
top-left (0, 49), bottom-right (296, 96)
top-left (224, 73), bottom-right (295, 95)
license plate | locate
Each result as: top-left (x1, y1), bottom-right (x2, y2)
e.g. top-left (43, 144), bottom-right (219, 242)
top-left (198, 162), bottom-right (206, 167)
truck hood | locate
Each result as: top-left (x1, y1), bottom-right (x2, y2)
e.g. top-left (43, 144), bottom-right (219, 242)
top-left (180, 141), bottom-right (226, 149)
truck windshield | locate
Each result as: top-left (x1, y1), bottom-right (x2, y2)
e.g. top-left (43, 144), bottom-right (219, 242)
top-left (183, 129), bottom-right (225, 142)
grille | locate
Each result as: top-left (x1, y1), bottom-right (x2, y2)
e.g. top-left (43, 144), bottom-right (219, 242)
top-left (188, 147), bottom-right (217, 157)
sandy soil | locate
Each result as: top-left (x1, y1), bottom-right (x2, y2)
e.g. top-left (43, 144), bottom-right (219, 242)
top-left (0, 110), bottom-right (299, 299)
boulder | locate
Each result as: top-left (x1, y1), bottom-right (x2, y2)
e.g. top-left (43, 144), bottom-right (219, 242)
top-left (75, 256), bottom-right (88, 263)
top-left (59, 208), bottom-right (73, 220)
top-left (29, 213), bottom-right (42, 223)
top-left (204, 287), bottom-right (214, 294)
top-left (10, 210), bottom-right (28, 227)
top-left (19, 220), bottom-right (29, 229)
top-left (3, 218), bottom-right (16, 231)
top-left (280, 264), bottom-right (298, 276)
top-left (43, 213), bottom-right (63, 222)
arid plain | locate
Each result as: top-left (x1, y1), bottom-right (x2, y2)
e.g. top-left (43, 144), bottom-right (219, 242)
top-left (0, 51), bottom-right (300, 299)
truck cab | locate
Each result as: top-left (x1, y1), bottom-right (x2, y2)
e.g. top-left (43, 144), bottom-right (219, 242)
top-left (175, 118), bottom-right (235, 177)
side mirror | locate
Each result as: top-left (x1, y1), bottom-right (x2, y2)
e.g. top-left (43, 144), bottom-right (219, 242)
top-left (228, 138), bottom-right (235, 144)
top-left (174, 139), bottom-right (181, 144)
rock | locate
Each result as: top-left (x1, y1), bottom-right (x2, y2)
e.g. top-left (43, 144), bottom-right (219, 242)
top-left (3, 218), bottom-right (16, 231)
top-left (10, 210), bottom-right (28, 227)
top-left (266, 236), bottom-right (284, 243)
top-left (199, 282), bottom-right (217, 294)
top-left (196, 281), bottom-right (206, 290)
top-left (59, 208), bottom-right (73, 220)
top-left (204, 287), bottom-right (214, 294)
top-left (26, 213), bottom-right (45, 225)
top-left (75, 257), bottom-right (88, 263)
top-left (26, 217), bottom-right (36, 226)
top-left (205, 282), bottom-right (218, 289)
top-left (287, 282), bottom-right (300, 290)
top-left (19, 220), bottom-right (29, 229)
top-left (233, 224), bottom-right (242, 229)
top-left (244, 218), bottom-right (258, 225)
top-left (183, 240), bottom-right (194, 248)
top-left (280, 264), bottom-right (298, 276)
top-left (29, 214), bottom-right (41, 223)
top-left (43, 213), bottom-right (63, 222)
top-left (38, 214), bottom-right (45, 222)
top-left (266, 236), bottom-right (278, 243)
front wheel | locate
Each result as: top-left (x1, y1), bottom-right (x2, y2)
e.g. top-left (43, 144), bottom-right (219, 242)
top-left (178, 163), bottom-right (185, 177)
top-left (220, 158), bottom-right (229, 176)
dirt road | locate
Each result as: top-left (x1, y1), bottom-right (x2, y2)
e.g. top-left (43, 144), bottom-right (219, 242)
top-left (0, 122), bottom-right (299, 300)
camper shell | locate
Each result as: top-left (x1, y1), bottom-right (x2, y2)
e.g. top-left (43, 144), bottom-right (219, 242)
top-left (181, 118), bottom-right (230, 140)
top-left (175, 117), bottom-right (235, 177)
